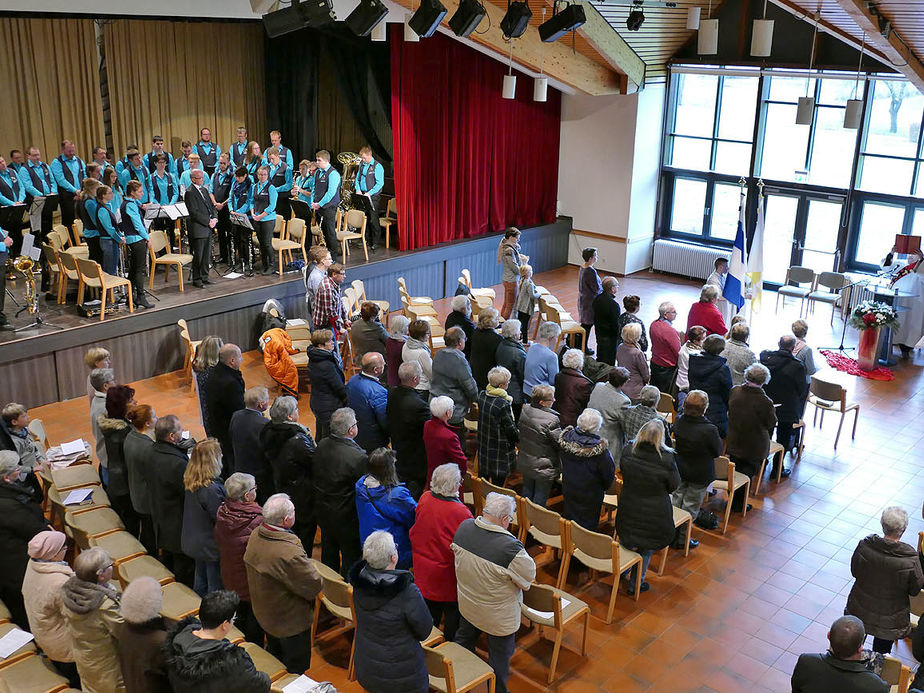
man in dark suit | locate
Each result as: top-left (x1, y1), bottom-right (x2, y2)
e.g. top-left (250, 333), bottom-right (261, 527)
top-left (205, 344), bottom-right (246, 477)
top-left (592, 276), bottom-right (621, 365)
top-left (760, 334), bottom-right (809, 477)
top-left (386, 362), bottom-right (431, 499)
top-left (230, 386), bottom-right (272, 502)
top-left (791, 615), bottom-right (888, 692)
top-left (184, 169), bottom-right (217, 288)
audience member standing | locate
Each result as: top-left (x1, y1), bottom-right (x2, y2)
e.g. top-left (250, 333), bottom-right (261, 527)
top-left (676, 326), bottom-right (706, 406)
top-left (193, 336), bottom-right (223, 438)
top-left (558, 409), bottom-right (615, 530)
top-left (706, 258), bottom-right (738, 328)
top-left (760, 335), bottom-right (809, 460)
top-left (477, 367), bottom-right (519, 486)
top-left (515, 264), bottom-right (541, 343)
top-left (649, 302), bottom-right (682, 393)
top-left (89, 367), bottom-right (115, 484)
top-left (356, 449), bottom-right (417, 570)
top-left (791, 616), bottom-right (888, 693)
top-left (619, 385), bottom-right (667, 444)
top-left (124, 404), bottom-right (157, 553)
top-left (616, 323), bottom-right (650, 401)
top-left (592, 276), bottom-right (621, 365)
top-left (386, 315), bottom-right (410, 386)
top-left (307, 328), bottom-right (348, 441)
top-left (495, 320), bottom-right (527, 421)
top-left (471, 308), bottom-right (503, 391)
top-left (347, 353), bottom-right (389, 452)
top-left (304, 246), bottom-right (332, 330)
top-left (687, 285), bottom-right (727, 337)
top-left (115, 576), bottom-right (170, 693)
top-left (792, 319), bottom-right (818, 383)
top-left (577, 247), bottom-right (603, 354)
top-left (386, 362), bottom-right (431, 499)
top-left (587, 368), bottom-right (631, 467)
top-left (554, 349), bottom-right (594, 428)
top-left (51, 140), bottom-right (85, 229)
top-left (616, 295), bottom-right (648, 352)
top-left (721, 322), bottom-right (757, 387)
top-left (181, 440), bottom-right (226, 596)
top-left (688, 335), bottom-right (732, 437)
top-left (671, 391), bottom-right (722, 534)
top-left (517, 385), bottom-right (562, 506)
top-left (85, 346), bottom-right (111, 400)
top-left (497, 227), bottom-right (522, 319)
top-left (99, 385), bottom-right (140, 536)
top-left (444, 295), bottom-right (475, 360)
top-left (149, 415), bottom-right (194, 587)
top-left (352, 302), bottom-right (389, 369)
top-left (229, 387), bottom-right (271, 500)
top-left (205, 343), bottom-right (246, 476)
top-left (430, 327), bottom-right (478, 439)
top-left (726, 364), bottom-right (776, 512)
top-left (423, 396), bottom-right (469, 486)
top-left (402, 320), bottom-right (433, 397)
top-left (314, 264), bottom-right (350, 335)
top-left (524, 322), bottom-right (561, 401)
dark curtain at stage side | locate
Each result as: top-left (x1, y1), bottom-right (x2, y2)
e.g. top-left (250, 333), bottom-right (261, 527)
top-left (264, 32), bottom-right (321, 164)
top-left (390, 27), bottom-right (561, 251)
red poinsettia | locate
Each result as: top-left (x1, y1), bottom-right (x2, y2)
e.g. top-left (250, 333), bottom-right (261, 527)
top-left (863, 313), bottom-right (877, 325)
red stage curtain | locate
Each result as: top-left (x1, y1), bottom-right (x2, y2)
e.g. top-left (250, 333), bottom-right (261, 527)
top-left (390, 27), bottom-right (561, 251)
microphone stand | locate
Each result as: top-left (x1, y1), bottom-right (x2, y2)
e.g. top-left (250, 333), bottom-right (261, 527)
top-left (820, 276), bottom-right (872, 354)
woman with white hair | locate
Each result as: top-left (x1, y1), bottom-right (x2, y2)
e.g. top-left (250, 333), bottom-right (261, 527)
top-left (386, 315), bottom-right (410, 387)
top-left (350, 530), bottom-right (433, 693)
top-left (518, 385), bottom-right (562, 506)
top-left (402, 319), bottom-right (433, 398)
top-left (423, 396), bottom-right (469, 486)
top-left (846, 506), bottom-right (924, 654)
top-left (616, 323), bottom-right (650, 401)
top-left (409, 463), bottom-right (472, 641)
top-left (115, 576), bottom-right (170, 692)
top-left (470, 308), bottom-right (503, 391)
top-left (445, 294), bottom-right (475, 359)
top-left (726, 363), bottom-right (776, 511)
top-left (554, 348), bottom-right (594, 428)
top-left (686, 284), bottom-right (728, 338)
top-left (477, 366), bottom-right (519, 486)
top-left (495, 319), bottom-right (527, 420)
top-left (558, 408), bottom-right (615, 530)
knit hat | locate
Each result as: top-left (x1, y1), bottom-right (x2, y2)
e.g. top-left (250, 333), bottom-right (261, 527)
top-left (120, 576), bottom-right (164, 624)
top-left (27, 530), bottom-right (67, 560)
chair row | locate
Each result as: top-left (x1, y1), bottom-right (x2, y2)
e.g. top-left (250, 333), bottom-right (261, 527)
top-left (776, 266), bottom-right (851, 324)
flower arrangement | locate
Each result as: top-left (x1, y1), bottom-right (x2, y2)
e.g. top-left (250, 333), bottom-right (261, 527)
top-left (848, 300), bottom-right (900, 331)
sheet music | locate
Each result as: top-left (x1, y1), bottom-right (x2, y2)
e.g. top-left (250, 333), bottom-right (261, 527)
top-left (0, 628), bottom-right (34, 658)
top-left (60, 439), bottom-right (86, 456)
top-left (230, 212), bottom-right (254, 230)
top-left (281, 675), bottom-right (321, 693)
top-left (20, 233), bottom-right (37, 260)
top-left (64, 488), bottom-right (94, 505)
top-left (144, 204), bottom-right (162, 220)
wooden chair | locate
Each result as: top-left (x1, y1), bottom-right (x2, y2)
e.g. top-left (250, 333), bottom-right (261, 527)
top-left (116, 555), bottom-right (175, 589)
top-left (775, 266), bottom-right (815, 316)
top-left (149, 230), bottom-right (193, 291)
top-left (543, 299), bottom-right (585, 352)
top-left (424, 642), bottom-right (496, 693)
top-left (51, 225), bottom-right (88, 259)
top-left (50, 463), bottom-right (100, 492)
top-left (0, 622), bottom-right (38, 669)
top-left (338, 208), bottom-right (368, 264)
top-left (27, 418), bottom-right (49, 451)
top-left (240, 642), bottom-right (287, 682)
top-left (75, 257), bottom-right (134, 320)
top-left (602, 475), bottom-right (622, 526)
top-left (806, 271), bottom-right (848, 325)
top-left (754, 441), bottom-right (786, 496)
top-left (806, 375), bottom-right (859, 449)
top-left (50, 245), bottom-right (80, 304)
top-left (656, 506), bottom-right (693, 576)
top-left (520, 583), bottom-right (590, 683)
top-left (88, 531), bottom-right (146, 566)
top-left (460, 269), bottom-right (496, 300)
top-left (343, 286), bottom-right (360, 316)
top-left (565, 522), bottom-right (643, 623)
top-left (310, 575), bottom-right (357, 679)
top-left (160, 582), bottom-right (201, 621)
top-left (273, 217), bottom-right (307, 276)
top-left (379, 196), bottom-right (397, 249)
top-left (177, 319), bottom-right (201, 386)
top-left (656, 392), bottom-right (676, 424)
top-left (881, 655), bottom-right (911, 693)
top-left (64, 507), bottom-right (124, 549)
top-left (40, 244), bottom-right (62, 300)
top-left (712, 456), bottom-right (750, 534)
top-left (72, 219), bottom-right (86, 247)
top-left (0, 652), bottom-right (69, 691)
top-left (477, 477), bottom-right (526, 541)
top-left (397, 277), bottom-right (433, 307)
top-left (48, 485), bottom-right (110, 528)
top-left (523, 498), bottom-right (570, 589)
top-left (352, 279), bottom-right (389, 317)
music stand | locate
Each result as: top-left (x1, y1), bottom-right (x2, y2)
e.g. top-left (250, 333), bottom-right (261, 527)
top-left (230, 212), bottom-right (256, 277)
top-left (11, 243), bottom-right (63, 333)
top-left (820, 276), bottom-right (872, 354)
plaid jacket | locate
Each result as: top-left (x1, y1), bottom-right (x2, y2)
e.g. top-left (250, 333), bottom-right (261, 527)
top-left (619, 404), bottom-right (666, 442)
top-left (315, 276), bottom-right (347, 333)
top-left (476, 391), bottom-right (519, 479)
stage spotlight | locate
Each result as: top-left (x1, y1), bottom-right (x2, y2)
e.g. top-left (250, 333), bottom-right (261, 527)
top-left (626, 9), bottom-right (645, 31)
top-left (263, 0), bottom-right (335, 36)
top-left (409, 0), bottom-right (448, 38)
top-left (500, 0), bottom-right (532, 39)
top-left (449, 0), bottom-right (486, 37)
top-left (538, 2), bottom-right (585, 42)
top-left (346, 0), bottom-right (388, 37)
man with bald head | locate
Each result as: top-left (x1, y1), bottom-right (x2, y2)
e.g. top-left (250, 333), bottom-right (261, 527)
top-left (760, 334), bottom-right (809, 477)
top-left (184, 167), bottom-right (217, 288)
top-left (346, 352), bottom-right (389, 452)
top-left (206, 343), bottom-right (246, 475)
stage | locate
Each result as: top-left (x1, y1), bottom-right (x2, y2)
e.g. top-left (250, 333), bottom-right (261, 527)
top-left (0, 218), bottom-right (571, 406)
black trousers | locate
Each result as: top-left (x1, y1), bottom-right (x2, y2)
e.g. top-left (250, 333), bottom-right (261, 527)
top-left (33, 198), bottom-right (58, 291)
top-left (517, 311), bottom-right (532, 343)
top-left (320, 519), bottom-right (361, 578)
top-left (190, 236), bottom-right (209, 282)
top-left (266, 630), bottom-right (310, 674)
top-left (236, 599), bottom-right (266, 646)
top-left (255, 219), bottom-right (275, 272)
top-left (230, 223), bottom-right (253, 271)
top-left (85, 236), bottom-right (103, 265)
top-left (0, 250), bottom-right (7, 320)
top-left (127, 240), bottom-right (147, 299)
top-left (355, 193), bottom-right (381, 246)
top-left (872, 636), bottom-right (893, 654)
top-left (59, 192), bottom-right (76, 229)
top-left (161, 549), bottom-right (195, 588)
top-left (597, 336), bottom-right (617, 366)
top-left (216, 205), bottom-right (232, 263)
top-left (456, 617), bottom-right (516, 693)
top-left (318, 205), bottom-right (339, 260)
top-left (137, 512), bottom-right (157, 554)
top-left (275, 195), bottom-right (291, 223)
top-left (650, 363), bottom-right (676, 394)
top-left (426, 599), bottom-right (460, 641)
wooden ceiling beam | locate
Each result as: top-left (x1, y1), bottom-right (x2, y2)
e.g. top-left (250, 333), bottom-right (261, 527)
top-left (576, 3), bottom-right (646, 89)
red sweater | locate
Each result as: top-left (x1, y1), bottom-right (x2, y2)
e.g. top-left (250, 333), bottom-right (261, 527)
top-left (423, 418), bottom-right (468, 485)
top-left (650, 318), bottom-right (682, 367)
top-left (408, 491), bottom-right (472, 602)
top-left (687, 301), bottom-right (727, 339)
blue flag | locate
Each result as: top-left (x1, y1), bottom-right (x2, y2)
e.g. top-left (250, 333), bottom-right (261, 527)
top-left (723, 189), bottom-right (748, 312)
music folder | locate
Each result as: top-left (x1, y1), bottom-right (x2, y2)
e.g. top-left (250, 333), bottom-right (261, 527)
top-left (895, 234), bottom-right (921, 255)
top-left (230, 211), bottom-right (254, 230)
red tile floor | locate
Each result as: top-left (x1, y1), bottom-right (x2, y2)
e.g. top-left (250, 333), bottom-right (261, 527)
top-left (30, 265), bottom-right (924, 692)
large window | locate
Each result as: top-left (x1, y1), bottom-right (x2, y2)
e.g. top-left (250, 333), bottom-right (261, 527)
top-left (857, 79), bottom-right (924, 196)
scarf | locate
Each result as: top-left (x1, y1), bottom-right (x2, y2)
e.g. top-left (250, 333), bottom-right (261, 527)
top-left (890, 260), bottom-right (919, 287)
top-left (487, 384), bottom-right (513, 402)
top-left (496, 237), bottom-right (520, 264)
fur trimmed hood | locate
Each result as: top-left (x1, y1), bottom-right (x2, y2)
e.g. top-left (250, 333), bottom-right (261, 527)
top-left (98, 416), bottom-right (130, 433)
top-left (558, 426), bottom-right (608, 457)
top-left (61, 577), bottom-right (120, 614)
top-left (164, 617), bottom-right (259, 687)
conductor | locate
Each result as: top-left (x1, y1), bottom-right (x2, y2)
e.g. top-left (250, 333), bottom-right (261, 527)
top-left (185, 169), bottom-right (217, 288)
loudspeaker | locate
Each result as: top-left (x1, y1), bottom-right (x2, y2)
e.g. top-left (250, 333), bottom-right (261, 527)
top-left (409, 0), bottom-right (447, 37)
top-left (301, 0), bottom-right (336, 26)
top-left (263, 5), bottom-right (306, 37)
top-left (538, 3), bottom-right (585, 42)
top-left (500, 1), bottom-right (532, 39)
top-left (448, 0), bottom-right (486, 37)
top-left (346, 0), bottom-right (389, 37)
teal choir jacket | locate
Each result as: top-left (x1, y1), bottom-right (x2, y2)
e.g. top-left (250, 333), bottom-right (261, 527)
top-left (120, 198), bottom-right (149, 244)
top-left (230, 179), bottom-right (253, 216)
top-left (268, 162), bottom-right (293, 195)
top-left (251, 181), bottom-right (278, 222)
top-left (294, 174), bottom-right (314, 203)
top-left (51, 154), bottom-right (86, 194)
top-left (312, 164), bottom-right (341, 208)
top-left (21, 161), bottom-right (58, 197)
top-left (180, 169), bottom-right (212, 193)
top-left (266, 143), bottom-right (294, 168)
top-left (355, 160), bottom-right (384, 196)
top-left (0, 169), bottom-right (26, 206)
top-left (143, 150), bottom-right (177, 176)
top-left (229, 141), bottom-right (248, 168)
top-left (96, 200), bottom-right (124, 242)
top-left (118, 165), bottom-right (153, 203)
top-left (192, 141), bottom-right (222, 170)
top-left (150, 172), bottom-right (180, 205)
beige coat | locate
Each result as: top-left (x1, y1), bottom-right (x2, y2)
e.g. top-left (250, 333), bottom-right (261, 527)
top-left (62, 578), bottom-right (125, 693)
top-left (22, 560), bottom-right (75, 662)
top-left (244, 524), bottom-right (323, 638)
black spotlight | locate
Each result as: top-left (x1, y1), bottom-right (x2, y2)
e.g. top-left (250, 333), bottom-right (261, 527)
top-left (346, 0), bottom-right (389, 36)
top-left (449, 0), bottom-right (486, 37)
top-left (263, 4), bottom-right (308, 37)
top-left (626, 8), bottom-right (645, 31)
top-left (301, 0), bottom-right (336, 26)
top-left (500, 0), bottom-right (532, 39)
top-left (538, 2), bottom-right (585, 42)
top-left (409, 0), bottom-right (448, 38)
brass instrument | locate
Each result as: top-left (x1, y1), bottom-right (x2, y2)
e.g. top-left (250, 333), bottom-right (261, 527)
top-left (12, 255), bottom-right (37, 315)
top-left (337, 151), bottom-right (361, 210)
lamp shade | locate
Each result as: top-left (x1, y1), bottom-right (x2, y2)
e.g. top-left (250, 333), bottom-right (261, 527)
top-left (796, 96), bottom-right (815, 125)
top-left (697, 18), bottom-right (718, 54)
top-left (404, 13), bottom-right (419, 41)
top-left (533, 76), bottom-right (548, 102)
top-left (503, 74), bottom-right (517, 99)
top-left (686, 6), bottom-right (700, 30)
top-left (371, 19), bottom-right (387, 41)
top-left (751, 18), bottom-right (774, 57)
top-left (844, 98), bottom-right (864, 129)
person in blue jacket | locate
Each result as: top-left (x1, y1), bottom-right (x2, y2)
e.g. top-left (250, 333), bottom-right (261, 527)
top-left (21, 146), bottom-right (59, 290)
top-left (354, 448), bottom-right (417, 570)
top-left (192, 128), bottom-right (221, 178)
top-left (0, 155), bottom-right (27, 257)
top-left (355, 145), bottom-right (385, 251)
top-left (143, 135), bottom-right (176, 176)
top-left (50, 140), bottom-right (86, 231)
top-left (175, 141), bottom-right (193, 181)
top-left (311, 150), bottom-right (341, 261)
top-left (118, 150), bottom-right (151, 204)
top-left (244, 142), bottom-right (265, 182)
top-left (119, 180), bottom-right (152, 309)
top-left (251, 165), bottom-right (278, 275)
top-left (102, 167), bottom-right (124, 210)
top-left (94, 185), bottom-right (125, 277)
top-left (148, 154), bottom-right (179, 248)
top-left (267, 130), bottom-right (294, 169)
top-left (229, 167), bottom-right (253, 273)
top-left (76, 178), bottom-right (102, 264)
top-left (229, 127), bottom-right (248, 168)
top-left (210, 154), bottom-right (235, 266)
top-left (266, 147), bottom-right (292, 223)
top-left (179, 155), bottom-right (211, 195)
top-left (346, 353), bottom-right (389, 452)
top-left (114, 144), bottom-right (137, 179)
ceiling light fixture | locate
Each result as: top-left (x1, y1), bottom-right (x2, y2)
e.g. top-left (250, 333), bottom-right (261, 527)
top-left (796, 11), bottom-right (820, 125)
top-left (845, 32), bottom-right (866, 129)
top-left (750, 0), bottom-right (773, 56)
top-left (539, 0), bottom-right (586, 42)
top-left (500, 0), bottom-right (532, 39)
top-left (686, 5), bottom-right (700, 30)
top-left (697, 0), bottom-right (718, 54)
top-left (626, 3), bottom-right (645, 32)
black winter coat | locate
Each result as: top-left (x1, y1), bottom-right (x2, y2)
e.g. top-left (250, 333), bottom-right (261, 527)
top-left (348, 561), bottom-right (432, 693)
top-left (616, 442), bottom-right (681, 551)
top-left (726, 384), bottom-right (777, 469)
top-left (100, 417), bottom-right (132, 498)
top-left (672, 414), bottom-right (722, 485)
top-left (181, 480), bottom-right (225, 562)
top-left (259, 421), bottom-right (316, 533)
top-left (687, 353), bottom-right (732, 437)
top-left (495, 337), bottom-right (527, 404)
top-left (148, 441), bottom-right (189, 553)
top-left (760, 349), bottom-right (809, 423)
top-left (470, 327), bottom-right (503, 391)
top-left (229, 408), bottom-right (268, 477)
top-left (205, 362), bottom-right (245, 467)
top-left (124, 429), bottom-right (154, 515)
top-left (313, 435), bottom-right (367, 530)
top-left (558, 427), bottom-right (615, 530)
top-left (307, 346), bottom-right (347, 422)
top-left (163, 618), bottom-right (270, 693)
top-left (445, 310), bottom-right (475, 360)
top-left (0, 479), bottom-right (46, 590)
top-left (386, 386), bottom-right (431, 494)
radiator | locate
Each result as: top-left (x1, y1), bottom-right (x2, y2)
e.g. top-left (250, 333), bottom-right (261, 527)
top-left (652, 239), bottom-right (728, 281)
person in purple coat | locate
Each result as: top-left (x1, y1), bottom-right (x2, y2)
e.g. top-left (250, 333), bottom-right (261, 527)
top-left (577, 247), bottom-right (603, 355)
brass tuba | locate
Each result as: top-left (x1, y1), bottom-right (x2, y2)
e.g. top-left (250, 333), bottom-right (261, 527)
top-left (13, 255), bottom-right (37, 315)
top-left (337, 151), bottom-right (361, 211)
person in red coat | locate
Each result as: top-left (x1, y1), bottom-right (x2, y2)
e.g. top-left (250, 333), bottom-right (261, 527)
top-left (408, 463), bottom-right (473, 641)
top-left (423, 396), bottom-right (468, 486)
top-left (686, 284), bottom-right (728, 338)
top-left (213, 472), bottom-right (264, 644)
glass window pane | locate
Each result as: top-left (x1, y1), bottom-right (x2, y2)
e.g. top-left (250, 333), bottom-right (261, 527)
top-left (670, 178), bottom-right (707, 235)
top-left (759, 103), bottom-right (809, 182)
top-left (674, 73), bottom-right (718, 137)
top-left (818, 78), bottom-right (855, 106)
top-left (713, 141), bottom-right (752, 176)
top-left (709, 183), bottom-right (742, 241)
top-left (809, 107), bottom-right (858, 189)
top-left (855, 201), bottom-right (904, 266)
top-left (916, 167), bottom-right (924, 199)
top-left (912, 208), bottom-right (924, 238)
top-left (717, 76), bottom-right (759, 141)
top-left (858, 155), bottom-right (915, 195)
top-left (670, 136), bottom-right (711, 171)
top-left (802, 199), bottom-right (842, 274)
top-left (769, 75), bottom-right (815, 103)
top-left (863, 79), bottom-right (924, 158)
top-left (762, 194), bottom-right (799, 284)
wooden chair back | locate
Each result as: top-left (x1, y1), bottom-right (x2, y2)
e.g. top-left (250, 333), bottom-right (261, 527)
top-left (424, 646), bottom-right (457, 693)
top-left (568, 522), bottom-right (614, 563)
top-left (273, 216), bottom-right (285, 237)
top-left (28, 419), bottom-right (49, 450)
top-left (321, 575), bottom-right (356, 620)
top-left (344, 287), bottom-right (359, 314)
top-left (881, 655), bottom-right (911, 692)
top-left (148, 230), bottom-right (169, 255)
top-left (73, 219), bottom-right (85, 245)
top-left (657, 392), bottom-right (675, 419)
top-left (287, 217), bottom-right (306, 244)
top-left (816, 271), bottom-right (847, 293)
top-left (524, 498), bottom-right (564, 537)
top-left (522, 583), bottom-right (563, 625)
top-left (75, 257), bottom-right (103, 286)
top-left (345, 208), bottom-right (366, 230)
top-left (809, 376), bottom-right (845, 408)
top-left (714, 455), bottom-right (733, 482)
top-left (386, 196), bottom-right (397, 219)
top-left (461, 268), bottom-right (474, 289)
top-left (57, 248), bottom-right (78, 277)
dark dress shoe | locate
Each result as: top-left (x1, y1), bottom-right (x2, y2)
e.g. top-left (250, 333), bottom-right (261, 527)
top-left (202, 278), bottom-right (212, 285)
top-left (772, 467), bottom-right (792, 479)
top-left (193, 281), bottom-right (204, 288)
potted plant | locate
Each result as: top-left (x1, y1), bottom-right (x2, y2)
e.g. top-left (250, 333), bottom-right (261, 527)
top-left (849, 300), bottom-right (899, 370)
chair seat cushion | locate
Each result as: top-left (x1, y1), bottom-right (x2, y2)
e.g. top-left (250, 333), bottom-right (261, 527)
top-left (156, 253), bottom-right (193, 264)
top-left (117, 555), bottom-right (175, 586)
top-left (272, 239), bottom-right (300, 251)
top-left (429, 642), bottom-right (494, 692)
top-left (672, 506), bottom-right (692, 527)
top-left (0, 652), bottom-right (68, 692)
top-left (322, 596), bottom-right (353, 622)
top-left (51, 463), bottom-right (100, 490)
top-left (240, 642), bottom-right (286, 681)
top-left (528, 526), bottom-right (562, 549)
top-left (521, 589), bottom-right (589, 627)
top-left (89, 530), bottom-right (146, 562)
top-left (67, 507), bottom-right (124, 538)
top-left (160, 582), bottom-right (201, 621)
top-left (778, 286), bottom-right (810, 297)
top-left (572, 547), bottom-right (613, 574)
top-left (807, 291), bottom-right (840, 303)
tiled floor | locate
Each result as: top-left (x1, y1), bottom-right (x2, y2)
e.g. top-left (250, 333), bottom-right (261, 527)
top-left (30, 265), bottom-right (924, 692)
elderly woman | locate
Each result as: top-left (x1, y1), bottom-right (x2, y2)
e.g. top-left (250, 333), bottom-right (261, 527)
top-left (617, 420), bottom-right (681, 594)
top-left (495, 319), bottom-right (527, 420)
top-left (720, 321), bottom-right (757, 387)
top-left (616, 323), bottom-right (650, 401)
top-left (525, 321), bottom-right (561, 400)
top-left (477, 367), bottom-right (519, 486)
top-left (181, 439), bottom-right (226, 596)
top-left (445, 294), bottom-right (475, 360)
top-left (792, 319), bottom-right (818, 383)
top-left (517, 385), bottom-right (561, 506)
top-left (671, 390), bottom-right (722, 535)
top-left (403, 319), bottom-right (433, 398)
top-left (410, 464), bottom-right (473, 641)
top-left (498, 227), bottom-right (522, 320)
top-left (554, 348), bottom-right (594, 428)
top-left (558, 408), bottom-right (615, 530)
top-left (587, 367), bottom-right (631, 467)
top-left (577, 247), bottom-right (603, 354)
top-left (193, 335), bottom-right (223, 437)
top-left (356, 448), bottom-right (417, 570)
top-left (688, 334), bottom-right (732, 437)
top-left (846, 506), bottom-right (924, 653)
top-left (350, 530), bottom-right (433, 693)
top-left (616, 295), bottom-right (648, 352)
top-left (676, 325), bottom-right (706, 405)
top-left (386, 315), bottom-right (410, 387)
top-left (115, 576), bottom-right (170, 693)
top-left (424, 396), bottom-right (468, 485)
top-left (22, 531), bottom-right (77, 685)
top-left (307, 328), bottom-right (347, 441)
top-left (686, 284), bottom-right (728, 338)
top-left (620, 385), bottom-right (667, 443)
top-left (124, 404), bottom-right (157, 552)
top-left (352, 302), bottom-right (389, 369)
top-left (213, 472), bottom-right (264, 645)
top-left (726, 363), bottom-right (776, 513)
top-left (99, 384), bottom-right (139, 536)
top-left (62, 547), bottom-right (124, 693)
top-left (470, 308), bottom-right (503, 391)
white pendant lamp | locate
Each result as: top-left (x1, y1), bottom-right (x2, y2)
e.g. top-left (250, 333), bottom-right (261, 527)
top-left (371, 20), bottom-right (387, 42)
top-left (533, 76), bottom-right (548, 102)
top-left (697, 1), bottom-right (717, 54)
top-left (404, 12), bottom-right (418, 41)
top-left (686, 6), bottom-right (700, 30)
top-left (503, 74), bottom-right (517, 99)
top-left (795, 12), bottom-right (819, 125)
top-left (845, 33), bottom-right (866, 129)
top-left (750, 0), bottom-right (773, 57)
